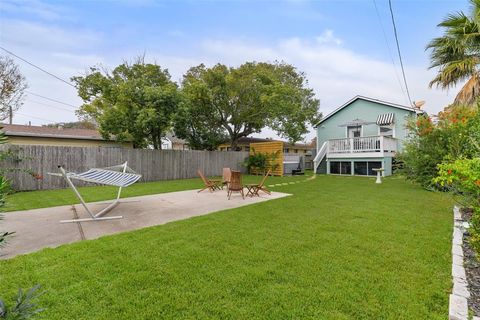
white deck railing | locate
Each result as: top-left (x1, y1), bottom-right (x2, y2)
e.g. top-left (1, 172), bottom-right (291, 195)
top-left (327, 136), bottom-right (397, 154)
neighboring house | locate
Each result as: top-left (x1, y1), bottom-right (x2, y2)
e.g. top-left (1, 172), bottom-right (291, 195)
top-left (313, 96), bottom-right (423, 176)
top-left (1, 124), bottom-right (133, 148)
top-left (161, 133), bottom-right (189, 150)
top-left (218, 137), bottom-right (312, 154)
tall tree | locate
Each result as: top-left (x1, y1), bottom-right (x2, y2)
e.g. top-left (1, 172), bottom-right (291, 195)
top-left (175, 62), bottom-right (320, 150)
top-left (427, 0), bottom-right (480, 106)
top-left (0, 55), bottom-right (27, 123)
top-left (173, 98), bottom-right (228, 150)
top-left (73, 59), bottom-right (180, 149)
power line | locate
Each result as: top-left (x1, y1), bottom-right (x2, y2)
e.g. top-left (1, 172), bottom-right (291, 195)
top-left (0, 46), bottom-right (77, 89)
top-left (14, 112), bottom-right (54, 123)
top-left (388, 0), bottom-right (413, 107)
top-left (25, 91), bottom-right (78, 109)
top-left (25, 99), bottom-right (77, 113)
top-left (372, 0), bottom-right (409, 106)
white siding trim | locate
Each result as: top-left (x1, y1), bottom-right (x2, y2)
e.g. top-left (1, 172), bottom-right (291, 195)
top-left (314, 95), bottom-right (421, 127)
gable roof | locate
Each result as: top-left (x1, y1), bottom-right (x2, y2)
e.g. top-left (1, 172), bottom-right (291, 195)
top-left (1, 123), bottom-right (111, 141)
top-left (314, 95), bottom-right (422, 127)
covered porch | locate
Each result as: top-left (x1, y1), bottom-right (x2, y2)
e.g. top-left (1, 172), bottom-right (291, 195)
top-left (314, 136), bottom-right (396, 176)
top-left (327, 135), bottom-right (397, 157)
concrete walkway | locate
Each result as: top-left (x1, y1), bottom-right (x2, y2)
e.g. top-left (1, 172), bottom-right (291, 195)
top-left (1, 189), bottom-right (289, 259)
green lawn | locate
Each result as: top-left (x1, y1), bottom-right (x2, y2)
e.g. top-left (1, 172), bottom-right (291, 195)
top-left (5, 173), bottom-right (310, 212)
top-left (0, 175), bottom-right (453, 319)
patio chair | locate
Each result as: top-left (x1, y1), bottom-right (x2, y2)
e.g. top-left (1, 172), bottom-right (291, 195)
top-left (227, 170), bottom-right (245, 200)
top-left (246, 170), bottom-right (271, 197)
top-left (222, 168), bottom-right (232, 188)
top-left (197, 170), bottom-right (223, 193)
top-left (48, 162), bottom-right (142, 223)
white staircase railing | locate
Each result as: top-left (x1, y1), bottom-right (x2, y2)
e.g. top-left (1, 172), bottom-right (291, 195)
top-left (313, 141), bottom-right (328, 173)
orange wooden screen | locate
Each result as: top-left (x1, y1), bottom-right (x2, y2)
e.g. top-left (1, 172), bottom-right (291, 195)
top-left (249, 141), bottom-right (284, 176)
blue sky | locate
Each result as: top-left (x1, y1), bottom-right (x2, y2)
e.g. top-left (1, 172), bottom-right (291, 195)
top-left (0, 0), bottom-right (470, 141)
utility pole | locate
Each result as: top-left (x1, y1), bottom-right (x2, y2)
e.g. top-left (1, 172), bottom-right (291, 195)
top-left (8, 105), bottom-right (12, 124)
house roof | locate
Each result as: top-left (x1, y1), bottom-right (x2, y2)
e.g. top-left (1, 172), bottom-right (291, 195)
top-left (314, 95), bottom-right (423, 127)
top-left (237, 137), bottom-right (274, 144)
top-left (236, 137), bottom-right (311, 149)
top-left (165, 133), bottom-right (187, 145)
top-left (0, 124), bottom-right (112, 141)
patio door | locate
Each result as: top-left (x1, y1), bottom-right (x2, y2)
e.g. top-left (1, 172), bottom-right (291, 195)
top-left (347, 126), bottom-right (361, 138)
top-left (347, 126), bottom-right (361, 151)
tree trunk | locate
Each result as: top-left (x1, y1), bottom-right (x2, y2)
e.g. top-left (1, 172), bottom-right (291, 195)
top-left (230, 131), bottom-right (251, 151)
top-left (230, 137), bottom-right (238, 151)
top-left (453, 74), bottom-right (480, 106)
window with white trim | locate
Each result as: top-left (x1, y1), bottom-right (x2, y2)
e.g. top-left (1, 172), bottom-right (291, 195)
top-left (378, 124), bottom-right (395, 138)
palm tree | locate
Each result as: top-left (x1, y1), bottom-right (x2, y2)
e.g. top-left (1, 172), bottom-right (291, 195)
top-left (427, 0), bottom-right (480, 106)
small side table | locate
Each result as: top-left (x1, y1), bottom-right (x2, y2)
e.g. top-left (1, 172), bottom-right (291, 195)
top-left (372, 168), bottom-right (384, 184)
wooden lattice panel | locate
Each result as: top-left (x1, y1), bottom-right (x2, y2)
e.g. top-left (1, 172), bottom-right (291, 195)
top-left (250, 141), bottom-right (284, 176)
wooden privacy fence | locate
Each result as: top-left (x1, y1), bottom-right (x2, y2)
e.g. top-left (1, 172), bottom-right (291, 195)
top-left (0, 145), bottom-right (249, 191)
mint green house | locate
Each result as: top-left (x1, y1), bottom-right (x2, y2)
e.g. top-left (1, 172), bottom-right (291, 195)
top-left (313, 96), bottom-right (422, 176)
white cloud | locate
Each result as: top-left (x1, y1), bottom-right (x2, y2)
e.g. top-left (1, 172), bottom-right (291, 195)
top-left (198, 36), bottom-right (453, 114)
top-left (0, 0), bottom-right (71, 21)
top-left (0, 16), bottom-right (456, 142)
top-left (0, 17), bottom-right (104, 125)
top-left (316, 30), bottom-right (342, 46)
top-left (1, 18), bottom-right (101, 51)
top-left (189, 35), bottom-right (454, 141)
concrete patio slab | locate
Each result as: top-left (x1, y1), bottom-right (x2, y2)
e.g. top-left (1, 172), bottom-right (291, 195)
top-left (1, 189), bottom-right (290, 259)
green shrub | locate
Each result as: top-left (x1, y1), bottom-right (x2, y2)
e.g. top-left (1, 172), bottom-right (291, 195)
top-left (243, 149), bottom-right (279, 175)
top-left (244, 152), bottom-right (268, 174)
top-left (434, 158), bottom-right (480, 206)
top-left (434, 158), bottom-right (480, 251)
top-left (0, 286), bottom-right (43, 320)
top-left (400, 105), bottom-right (479, 188)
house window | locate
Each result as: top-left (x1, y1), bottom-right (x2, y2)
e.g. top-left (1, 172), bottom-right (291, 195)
top-left (284, 148), bottom-right (290, 153)
top-left (330, 161), bottom-right (340, 174)
top-left (330, 161), bottom-right (352, 175)
top-left (244, 146), bottom-right (250, 152)
top-left (227, 147), bottom-right (232, 151)
top-left (354, 162), bottom-right (368, 175)
top-left (347, 126), bottom-right (361, 138)
top-left (340, 161), bottom-right (351, 175)
top-left (353, 161), bottom-right (382, 176)
top-left (294, 149), bottom-right (298, 153)
top-left (378, 125), bottom-right (394, 138)
top-left (367, 162), bottom-right (382, 176)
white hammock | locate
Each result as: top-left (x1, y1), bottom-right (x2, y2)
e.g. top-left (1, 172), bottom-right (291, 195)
top-left (49, 162), bottom-right (142, 223)
top-left (67, 167), bottom-right (141, 188)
